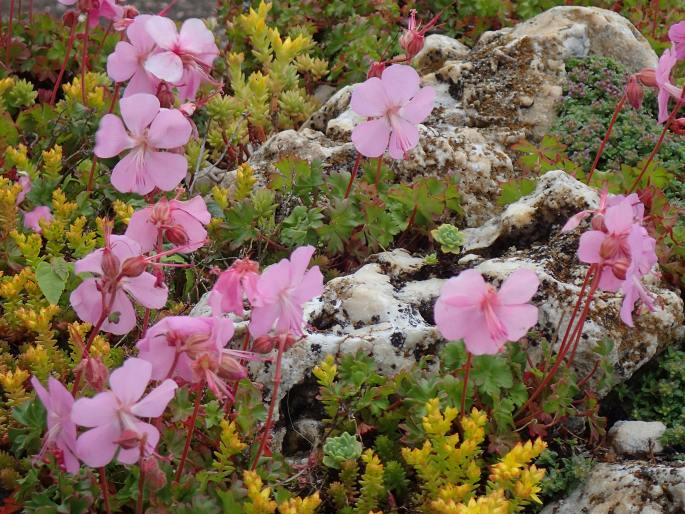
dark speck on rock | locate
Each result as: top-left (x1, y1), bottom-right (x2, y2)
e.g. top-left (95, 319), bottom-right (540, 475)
top-left (391, 332), bottom-right (406, 349)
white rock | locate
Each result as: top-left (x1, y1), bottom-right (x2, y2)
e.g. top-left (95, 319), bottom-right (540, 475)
top-left (609, 420), bottom-right (666, 457)
top-left (414, 34), bottom-right (470, 74)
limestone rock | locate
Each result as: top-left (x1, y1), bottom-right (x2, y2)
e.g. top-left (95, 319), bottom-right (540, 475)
top-left (541, 462), bottom-right (685, 514)
top-left (608, 420), bottom-right (666, 457)
top-left (414, 34), bottom-right (470, 74)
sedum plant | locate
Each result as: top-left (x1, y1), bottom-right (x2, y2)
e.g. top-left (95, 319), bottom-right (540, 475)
top-left (323, 432), bottom-right (364, 469)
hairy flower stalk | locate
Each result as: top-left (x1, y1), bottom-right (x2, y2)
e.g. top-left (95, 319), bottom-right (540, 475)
top-left (174, 383), bottom-right (202, 482)
top-left (50, 14), bottom-right (78, 106)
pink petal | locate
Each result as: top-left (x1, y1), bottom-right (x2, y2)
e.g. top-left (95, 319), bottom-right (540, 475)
top-left (604, 200), bottom-right (634, 234)
top-left (249, 301), bottom-right (281, 338)
top-left (145, 16), bottom-right (179, 50)
top-left (23, 206), bottom-right (53, 233)
top-left (275, 301), bottom-right (304, 335)
top-left (117, 421), bottom-right (160, 464)
top-left (668, 21), bottom-right (685, 59)
top-left (75, 422), bottom-right (120, 467)
top-left (109, 358), bottom-right (151, 405)
top-left (658, 88), bottom-right (672, 124)
top-left (293, 266), bottom-right (324, 306)
top-left (255, 259), bottom-right (292, 305)
top-left (101, 289), bottom-right (137, 335)
top-left (71, 392), bottom-right (118, 427)
top-left (130, 379), bottom-right (177, 417)
top-left (94, 114), bottom-right (133, 158)
top-left (497, 269), bottom-right (539, 305)
top-left (110, 234), bottom-right (143, 262)
top-left (62, 445), bottom-right (80, 474)
top-left (47, 377), bottom-right (74, 416)
top-left (399, 86), bottom-right (435, 124)
top-left (176, 68), bottom-right (203, 102)
top-left (93, 0), bottom-right (122, 23)
top-left (169, 209), bottom-right (207, 251)
top-left (122, 272), bottom-right (168, 309)
top-left (122, 68), bottom-right (159, 97)
top-left (496, 304), bottom-right (538, 342)
top-left (173, 195), bottom-right (211, 224)
top-left (127, 14), bottom-right (156, 53)
top-left (136, 337), bottom-right (177, 381)
top-left (387, 116), bottom-right (419, 159)
top-left (111, 150), bottom-right (156, 195)
top-left (561, 211), bottom-right (589, 232)
top-left (434, 301), bottom-right (478, 342)
top-left (145, 151), bottom-right (188, 191)
top-left (107, 41), bottom-right (138, 83)
top-left (120, 93), bottom-right (160, 137)
top-left (147, 109), bottom-right (192, 149)
top-left (381, 64), bottom-right (420, 106)
top-left (178, 18), bottom-right (218, 59)
top-left (577, 231), bottom-right (606, 264)
top-left (350, 77), bottom-right (390, 117)
top-left (351, 118), bottom-right (391, 158)
top-left (70, 279), bottom-right (105, 326)
top-left (124, 207), bottom-right (157, 253)
top-left (462, 321), bottom-right (504, 355)
top-left (31, 377), bottom-right (50, 411)
top-left (144, 51), bottom-right (184, 84)
top-left (288, 245), bottom-right (316, 284)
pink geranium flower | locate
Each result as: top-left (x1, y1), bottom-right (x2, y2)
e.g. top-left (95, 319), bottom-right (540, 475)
top-left (94, 93), bottom-right (192, 194)
top-left (23, 206), bottom-right (53, 233)
top-left (655, 48), bottom-right (684, 123)
top-left (209, 258), bottom-right (260, 316)
top-left (434, 269), bottom-right (539, 355)
top-left (58, 0), bottom-right (123, 28)
top-left (620, 226), bottom-right (657, 326)
top-left (71, 358), bottom-right (177, 467)
top-left (350, 64), bottom-right (435, 159)
top-left (144, 16), bottom-right (219, 101)
top-left (562, 190), bottom-right (644, 232)
top-left (249, 246), bottom-right (324, 338)
top-left (31, 376), bottom-right (79, 474)
top-left (669, 21), bottom-right (685, 60)
top-left (125, 196), bottom-right (210, 253)
top-left (107, 14), bottom-right (160, 96)
top-left (399, 9), bottom-right (440, 61)
top-left (70, 235), bottom-right (169, 335)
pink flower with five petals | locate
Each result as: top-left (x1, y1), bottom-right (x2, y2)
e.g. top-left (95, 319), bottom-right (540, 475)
top-left (208, 258), bottom-right (260, 316)
top-left (58, 0), bottom-right (123, 28)
top-left (94, 93), bottom-right (192, 194)
top-left (350, 64), bottom-right (435, 159)
top-left (434, 268), bottom-right (539, 355)
top-left (71, 358), bottom-right (177, 467)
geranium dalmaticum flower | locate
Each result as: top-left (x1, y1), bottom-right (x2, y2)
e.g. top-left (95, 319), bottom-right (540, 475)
top-left (23, 206), bottom-right (53, 234)
top-left (562, 190), bottom-right (644, 233)
top-left (669, 21), bottom-right (685, 60)
top-left (94, 93), bottom-right (192, 195)
top-left (350, 64), bottom-right (435, 159)
top-left (71, 358), bottom-right (177, 467)
top-left (208, 258), bottom-right (260, 316)
top-left (655, 48), bottom-right (684, 123)
top-left (144, 16), bottom-right (220, 101)
top-left (31, 376), bottom-right (79, 474)
top-left (69, 235), bottom-right (169, 335)
top-left (125, 196), bottom-right (211, 253)
top-left (249, 246), bottom-right (324, 338)
top-left (58, 0), bottom-right (123, 28)
top-left (107, 14), bottom-right (160, 96)
top-left (399, 9), bottom-right (440, 61)
top-left (434, 268), bottom-right (539, 355)
top-left (619, 225), bottom-right (657, 326)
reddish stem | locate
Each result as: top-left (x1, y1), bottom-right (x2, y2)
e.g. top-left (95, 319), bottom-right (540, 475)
top-left (586, 94), bottom-right (626, 184)
top-left (81, 12), bottom-right (91, 105)
top-left (50, 19), bottom-right (77, 106)
top-left (628, 94), bottom-right (685, 193)
top-left (6, 0), bottom-right (14, 64)
top-left (373, 156), bottom-right (383, 190)
top-left (565, 271), bottom-right (601, 366)
top-left (136, 442), bottom-right (146, 514)
top-left (251, 336), bottom-right (286, 470)
top-left (175, 383), bottom-right (203, 482)
top-left (343, 153), bottom-right (363, 199)
top-left (461, 352), bottom-right (472, 418)
top-left (99, 467), bottom-right (112, 514)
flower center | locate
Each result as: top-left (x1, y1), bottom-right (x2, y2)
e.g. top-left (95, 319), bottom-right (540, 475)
top-left (481, 286), bottom-right (507, 342)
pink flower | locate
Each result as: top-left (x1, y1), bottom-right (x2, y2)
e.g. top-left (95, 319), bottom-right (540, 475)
top-left (31, 376), bottom-right (79, 474)
top-left (94, 93), bottom-right (192, 194)
top-left (16, 175), bottom-right (31, 205)
top-left (669, 21), bottom-right (685, 60)
top-left (619, 224), bottom-right (657, 326)
top-left (209, 258), bottom-right (260, 316)
top-left (562, 190), bottom-right (643, 232)
top-left (71, 358), bottom-right (177, 467)
top-left (23, 206), bottom-right (53, 233)
top-left (144, 16), bottom-right (219, 101)
top-left (399, 9), bottom-right (439, 61)
top-left (58, 0), bottom-right (123, 28)
top-left (656, 48), bottom-right (684, 123)
top-left (249, 246), bottom-right (324, 338)
top-left (125, 196), bottom-right (210, 253)
top-left (350, 64), bottom-right (435, 159)
top-left (70, 235), bottom-right (169, 335)
top-left (107, 14), bottom-right (160, 97)
top-left (434, 268), bottom-right (539, 355)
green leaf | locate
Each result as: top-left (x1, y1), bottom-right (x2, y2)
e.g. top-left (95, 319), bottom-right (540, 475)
top-left (471, 355), bottom-right (513, 398)
top-left (35, 258), bottom-right (70, 304)
top-left (497, 178), bottom-right (537, 206)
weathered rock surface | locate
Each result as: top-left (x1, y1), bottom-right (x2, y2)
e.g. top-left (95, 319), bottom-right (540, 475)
top-left (414, 34), bottom-right (470, 74)
top-left (608, 420), bottom-right (667, 457)
top-left (541, 461), bottom-right (685, 514)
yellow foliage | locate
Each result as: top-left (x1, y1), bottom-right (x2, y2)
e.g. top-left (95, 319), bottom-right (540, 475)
top-left (243, 471), bottom-right (277, 514)
top-left (0, 368), bottom-right (30, 407)
top-left (312, 354), bottom-right (337, 387)
top-left (61, 72), bottom-right (109, 109)
top-left (42, 145), bottom-right (63, 180)
top-left (277, 492), bottom-right (321, 514)
top-left (112, 199), bottom-right (134, 225)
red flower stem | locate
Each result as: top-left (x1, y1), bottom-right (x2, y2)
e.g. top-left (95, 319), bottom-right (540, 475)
top-left (586, 94), bottom-right (626, 184)
top-left (565, 271), bottom-right (601, 366)
top-left (516, 265), bottom-right (596, 417)
top-left (628, 94), bottom-right (685, 193)
top-left (250, 336), bottom-right (286, 471)
top-left (460, 351), bottom-right (472, 418)
top-left (141, 308), bottom-right (151, 338)
top-left (225, 330), bottom-right (252, 414)
top-left (81, 12), bottom-right (91, 105)
top-left (175, 383), bottom-right (203, 482)
top-left (50, 19), bottom-right (77, 106)
top-left (99, 467), bottom-right (112, 514)
top-left (343, 153), bottom-right (363, 199)
top-left (136, 442), bottom-right (146, 514)
top-left (374, 156), bottom-right (383, 189)
top-left (6, 0), bottom-right (14, 64)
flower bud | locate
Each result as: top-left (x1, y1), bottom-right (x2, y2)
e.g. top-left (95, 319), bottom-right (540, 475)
top-left (673, 117), bottom-right (685, 136)
top-left (157, 86), bottom-right (175, 109)
top-left (599, 236), bottom-right (620, 260)
top-left (151, 199), bottom-right (171, 224)
top-left (367, 61), bottom-right (386, 79)
top-left (274, 332), bottom-right (297, 351)
top-left (400, 30), bottom-right (425, 61)
top-left (142, 456), bottom-right (167, 491)
top-left (165, 225), bottom-right (189, 246)
top-left (76, 356), bottom-right (109, 391)
top-left (62, 11), bottom-right (78, 28)
top-left (626, 75), bottom-right (644, 110)
top-left (612, 259), bottom-right (629, 280)
top-left (120, 256), bottom-right (147, 278)
top-left (116, 429), bottom-right (142, 450)
top-left (252, 335), bottom-right (275, 354)
top-left (591, 214), bottom-right (606, 232)
top-left (123, 6), bottom-right (139, 18)
top-left (636, 67), bottom-right (657, 88)
top-left (101, 248), bottom-right (121, 279)
top-left (220, 354), bottom-right (247, 380)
